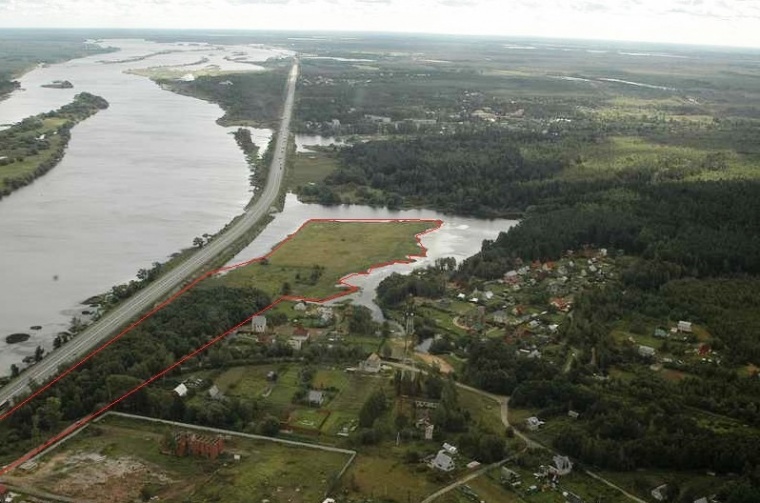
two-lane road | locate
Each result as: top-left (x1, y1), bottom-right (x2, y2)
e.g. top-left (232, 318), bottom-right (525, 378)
top-left (0, 60), bottom-right (299, 411)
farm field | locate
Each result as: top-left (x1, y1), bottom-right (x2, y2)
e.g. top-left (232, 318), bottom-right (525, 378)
top-left (0, 413), bottom-right (351, 503)
top-left (212, 220), bottom-right (440, 299)
top-left (212, 363), bottom-right (389, 436)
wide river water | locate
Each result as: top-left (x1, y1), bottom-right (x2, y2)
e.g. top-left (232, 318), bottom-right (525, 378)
top-left (0, 38), bottom-right (516, 376)
top-left (0, 39), bottom-right (289, 374)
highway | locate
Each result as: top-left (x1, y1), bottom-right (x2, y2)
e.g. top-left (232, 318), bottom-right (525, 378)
top-left (0, 60), bottom-right (299, 411)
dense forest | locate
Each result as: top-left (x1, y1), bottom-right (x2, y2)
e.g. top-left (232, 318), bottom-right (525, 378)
top-left (300, 129), bottom-right (570, 217)
top-left (160, 67), bottom-right (289, 126)
top-left (459, 179), bottom-right (760, 279)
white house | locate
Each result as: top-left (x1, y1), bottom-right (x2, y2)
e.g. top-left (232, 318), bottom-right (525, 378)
top-left (638, 345), bottom-right (656, 358)
top-left (308, 390), bottom-right (325, 406)
top-left (173, 383), bottom-right (188, 397)
top-left (678, 321), bottom-right (693, 333)
top-left (359, 353), bottom-right (382, 373)
top-left (431, 449), bottom-right (455, 472)
top-left (526, 416), bottom-right (544, 430)
top-left (251, 315), bottom-right (267, 333)
top-left (289, 335), bottom-right (310, 351)
top-left (552, 455), bottom-right (573, 475)
top-left (492, 310), bottom-right (508, 324)
top-left (443, 442), bottom-right (458, 455)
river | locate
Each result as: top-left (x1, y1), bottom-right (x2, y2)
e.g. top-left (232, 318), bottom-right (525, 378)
top-left (0, 39), bottom-right (290, 375)
top-left (0, 37), bottom-right (515, 376)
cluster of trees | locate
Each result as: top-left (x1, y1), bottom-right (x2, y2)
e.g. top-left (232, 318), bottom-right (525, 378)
top-left (462, 339), bottom-right (558, 395)
top-left (163, 68), bottom-right (289, 126)
top-left (460, 179), bottom-right (760, 279)
top-left (376, 267), bottom-right (446, 308)
top-left (307, 129), bottom-right (567, 217)
top-left (0, 284), bottom-right (271, 463)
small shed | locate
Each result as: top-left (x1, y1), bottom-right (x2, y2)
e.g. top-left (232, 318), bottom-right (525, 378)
top-left (173, 383), bottom-right (188, 397)
top-left (208, 385), bottom-right (224, 401)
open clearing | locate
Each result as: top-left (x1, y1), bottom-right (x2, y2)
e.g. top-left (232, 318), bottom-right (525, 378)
top-left (1, 414), bottom-right (351, 503)
top-left (214, 220), bottom-right (440, 299)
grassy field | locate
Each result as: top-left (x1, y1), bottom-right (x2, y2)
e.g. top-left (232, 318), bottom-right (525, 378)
top-left (213, 363), bottom-right (389, 435)
top-left (338, 443), bottom-right (446, 502)
top-left (287, 149), bottom-right (340, 190)
top-left (214, 220), bottom-right (439, 299)
top-left (458, 388), bottom-right (503, 436)
top-left (0, 118), bottom-right (66, 189)
top-left (3, 414), bottom-right (351, 503)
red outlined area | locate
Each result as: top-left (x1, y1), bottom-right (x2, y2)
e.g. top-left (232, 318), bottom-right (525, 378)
top-left (0, 218), bottom-right (443, 475)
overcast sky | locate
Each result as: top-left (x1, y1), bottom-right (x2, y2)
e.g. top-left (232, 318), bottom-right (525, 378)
top-left (1, 0), bottom-right (759, 48)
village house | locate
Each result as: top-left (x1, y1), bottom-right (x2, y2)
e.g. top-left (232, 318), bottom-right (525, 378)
top-left (430, 449), bottom-right (455, 472)
top-left (308, 390), bottom-right (325, 406)
top-left (492, 310), bottom-right (508, 325)
top-left (526, 416), bottom-right (545, 430)
top-left (289, 334), bottom-right (310, 351)
top-left (551, 455), bottom-right (573, 476)
top-left (0, 484), bottom-right (8, 503)
top-left (654, 328), bottom-right (669, 339)
top-left (638, 345), bottom-right (656, 358)
top-left (173, 383), bottom-right (188, 397)
top-left (317, 306), bottom-right (334, 323)
top-left (504, 270), bottom-right (520, 285)
top-left (568, 410), bottom-right (580, 420)
top-left (207, 385), bottom-right (224, 401)
top-left (678, 321), bottom-right (693, 333)
top-left (550, 297), bottom-right (572, 312)
top-left (359, 352), bottom-right (382, 373)
top-left (251, 315), bottom-right (267, 333)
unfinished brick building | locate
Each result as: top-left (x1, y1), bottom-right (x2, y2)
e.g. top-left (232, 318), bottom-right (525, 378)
top-left (172, 431), bottom-right (225, 460)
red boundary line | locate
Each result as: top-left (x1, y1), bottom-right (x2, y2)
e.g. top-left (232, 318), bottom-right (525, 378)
top-left (0, 217), bottom-right (443, 475)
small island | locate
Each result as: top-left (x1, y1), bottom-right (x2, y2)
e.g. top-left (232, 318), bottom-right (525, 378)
top-left (0, 92), bottom-right (109, 200)
top-left (5, 333), bottom-right (30, 344)
top-left (41, 80), bottom-right (74, 89)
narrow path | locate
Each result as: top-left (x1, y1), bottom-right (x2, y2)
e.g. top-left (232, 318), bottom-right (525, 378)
top-left (420, 459), bottom-right (510, 503)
